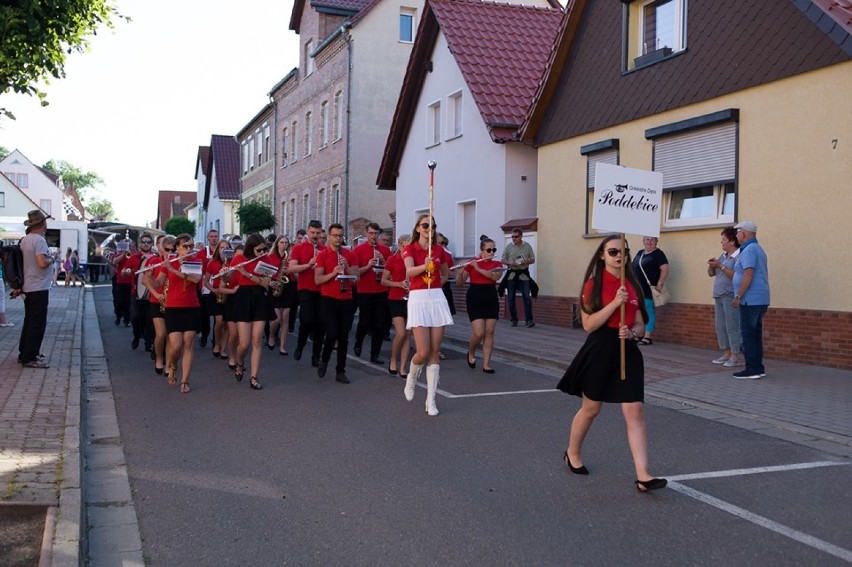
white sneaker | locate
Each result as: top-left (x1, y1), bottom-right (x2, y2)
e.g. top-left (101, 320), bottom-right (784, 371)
top-left (723, 358), bottom-right (741, 367)
top-left (712, 355), bottom-right (729, 364)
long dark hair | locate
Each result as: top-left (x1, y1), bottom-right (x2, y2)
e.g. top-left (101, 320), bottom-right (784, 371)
top-left (579, 234), bottom-right (648, 321)
top-left (243, 233), bottom-right (265, 260)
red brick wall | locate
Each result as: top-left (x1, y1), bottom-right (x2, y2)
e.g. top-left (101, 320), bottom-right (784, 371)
top-left (447, 285), bottom-right (852, 370)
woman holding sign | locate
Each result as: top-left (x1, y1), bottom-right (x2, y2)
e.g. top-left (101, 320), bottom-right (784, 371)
top-left (155, 234), bottom-right (202, 394)
top-left (556, 235), bottom-right (667, 492)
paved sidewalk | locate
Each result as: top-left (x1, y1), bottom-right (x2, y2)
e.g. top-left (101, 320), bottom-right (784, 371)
top-left (442, 314), bottom-right (852, 458)
top-left (0, 285), bottom-right (83, 566)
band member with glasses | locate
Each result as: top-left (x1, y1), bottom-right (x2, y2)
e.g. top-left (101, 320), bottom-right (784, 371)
top-left (152, 234), bottom-right (201, 394)
top-left (556, 235), bottom-right (667, 492)
top-left (144, 235), bottom-right (175, 375)
top-left (382, 234), bottom-right (412, 378)
top-left (267, 235), bottom-right (296, 356)
top-left (455, 237), bottom-right (502, 374)
top-left (225, 233), bottom-right (273, 391)
top-left (195, 229), bottom-right (220, 348)
top-left (128, 233), bottom-right (155, 351)
top-left (289, 220), bottom-right (326, 367)
top-left (353, 222), bottom-right (392, 364)
top-left (402, 214), bottom-right (453, 416)
top-left (314, 223), bottom-right (360, 383)
top-left (203, 240), bottom-right (237, 360)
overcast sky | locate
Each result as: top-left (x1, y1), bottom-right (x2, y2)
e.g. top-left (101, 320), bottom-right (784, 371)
top-left (0, 0), bottom-right (300, 226)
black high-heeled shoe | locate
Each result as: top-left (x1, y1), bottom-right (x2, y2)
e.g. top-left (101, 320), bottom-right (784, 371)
top-left (563, 451), bottom-right (589, 475)
top-left (250, 376), bottom-right (262, 390)
top-left (467, 353), bottom-right (476, 369)
top-left (635, 478), bottom-right (667, 492)
top-left (234, 363), bottom-right (244, 382)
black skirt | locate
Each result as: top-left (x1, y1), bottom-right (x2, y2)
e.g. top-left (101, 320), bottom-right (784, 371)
top-left (556, 326), bottom-right (644, 403)
top-left (269, 280), bottom-right (297, 309)
top-left (165, 306), bottom-right (200, 334)
top-left (208, 292), bottom-right (225, 317)
top-left (232, 285), bottom-right (274, 323)
top-left (388, 299), bottom-right (407, 320)
top-left (148, 301), bottom-right (164, 320)
top-left (466, 284), bottom-right (499, 321)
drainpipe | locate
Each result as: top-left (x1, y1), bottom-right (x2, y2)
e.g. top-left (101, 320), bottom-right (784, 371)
top-left (270, 96), bottom-right (277, 229)
top-left (343, 22), bottom-right (353, 242)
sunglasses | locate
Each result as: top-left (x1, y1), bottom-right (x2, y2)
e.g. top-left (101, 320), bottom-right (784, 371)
top-left (255, 247), bottom-right (267, 253)
top-left (419, 223), bottom-right (436, 230)
top-left (606, 248), bottom-right (629, 257)
top-left (484, 248), bottom-right (497, 253)
top-left (163, 248), bottom-right (174, 253)
top-left (140, 240), bottom-right (153, 244)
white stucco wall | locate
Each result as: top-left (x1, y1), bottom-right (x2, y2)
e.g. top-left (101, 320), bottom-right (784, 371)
top-left (0, 150), bottom-right (65, 220)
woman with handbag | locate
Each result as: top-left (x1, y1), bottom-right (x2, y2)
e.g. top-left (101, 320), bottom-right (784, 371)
top-left (632, 236), bottom-right (669, 345)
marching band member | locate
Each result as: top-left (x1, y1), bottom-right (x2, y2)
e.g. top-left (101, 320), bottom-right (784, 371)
top-left (382, 234), bottom-right (412, 378)
top-left (128, 233), bottom-right (155, 351)
top-left (353, 222), bottom-right (392, 364)
top-left (152, 234), bottom-right (201, 394)
top-left (112, 238), bottom-right (135, 326)
top-left (314, 223), bottom-right (359, 383)
top-left (225, 233), bottom-right (272, 391)
top-left (455, 237), bottom-right (502, 373)
top-left (289, 220), bottom-right (325, 366)
top-left (402, 214), bottom-right (452, 416)
top-left (203, 240), bottom-right (236, 360)
top-left (267, 235), bottom-right (296, 356)
top-left (143, 235), bottom-right (175, 375)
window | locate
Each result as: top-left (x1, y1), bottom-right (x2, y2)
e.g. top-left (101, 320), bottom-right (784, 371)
top-left (3, 172), bottom-right (13, 182)
top-left (624, 0), bottom-right (686, 71)
top-left (291, 121), bottom-right (298, 163)
top-left (332, 184), bottom-right (340, 223)
top-left (580, 139), bottom-right (620, 234)
top-left (290, 197), bottom-right (296, 233)
top-left (40, 199), bottom-right (51, 215)
top-left (0, 192), bottom-right (5, 207)
top-left (242, 141), bottom-right (249, 174)
top-left (17, 173), bottom-right (28, 188)
top-left (427, 101), bottom-right (441, 146)
top-left (305, 40), bottom-right (315, 76)
top-left (318, 188), bottom-right (326, 226)
top-left (462, 202), bottom-right (476, 257)
top-left (282, 127), bottom-right (289, 166)
top-left (281, 201), bottom-right (288, 235)
top-left (320, 101), bottom-right (329, 147)
top-left (334, 90), bottom-right (344, 141)
top-left (264, 123), bottom-right (271, 162)
top-left (447, 91), bottom-right (463, 139)
top-left (302, 194), bottom-right (310, 228)
top-left (647, 110), bottom-right (738, 228)
top-left (400, 8), bottom-right (415, 43)
top-left (305, 112), bottom-right (312, 156)
top-left (256, 129), bottom-right (263, 165)
top-left (249, 137), bottom-right (256, 170)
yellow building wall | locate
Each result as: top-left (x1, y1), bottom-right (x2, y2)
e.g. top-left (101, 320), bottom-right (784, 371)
top-left (537, 61), bottom-right (852, 312)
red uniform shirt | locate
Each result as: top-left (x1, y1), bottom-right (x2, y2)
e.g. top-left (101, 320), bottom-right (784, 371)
top-left (441, 246), bottom-right (453, 271)
top-left (384, 253), bottom-right (407, 300)
top-left (127, 252), bottom-right (150, 295)
top-left (316, 247), bottom-right (359, 300)
top-left (164, 259), bottom-right (200, 308)
top-left (583, 270), bottom-right (640, 329)
top-left (353, 242), bottom-right (391, 294)
top-left (290, 241), bottom-right (323, 292)
top-left (115, 253), bottom-right (135, 285)
top-left (229, 253), bottom-right (264, 288)
top-left (402, 242), bottom-right (444, 291)
top-left (464, 258), bottom-right (502, 285)
top-left (146, 257), bottom-right (165, 304)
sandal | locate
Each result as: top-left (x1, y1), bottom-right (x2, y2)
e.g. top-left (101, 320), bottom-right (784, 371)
top-left (180, 381), bottom-right (191, 394)
top-left (166, 364), bottom-right (177, 385)
top-left (279, 349), bottom-right (288, 356)
top-left (250, 376), bottom-right (262, 390)
top-left (638, 338), bottom-right (654, 345)
top-left (234, 363), bottom-right (244, 382)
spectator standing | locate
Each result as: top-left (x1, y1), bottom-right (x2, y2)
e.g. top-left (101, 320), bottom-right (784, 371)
top-left (632, 236), bottom-right (669, 345)
top-left (501, 228), bottom-right (536, 327)
top-left (17, 210), bottom-right (54, 368)
top-left (731, 221), bottom-right (770, 380)
top-left (706, 228), bottom-right (741, 367)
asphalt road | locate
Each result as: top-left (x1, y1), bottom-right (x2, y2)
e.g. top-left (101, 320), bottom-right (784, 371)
top-left (91, 287), bottom-right (852, 566)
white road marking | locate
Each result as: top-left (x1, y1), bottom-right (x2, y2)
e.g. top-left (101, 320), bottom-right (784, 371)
top-left (443, 389), bottom-right (560, 399)
top-left (668, 480), bottom-right (852, 563)
top-left (667, 460), bottom-right (849, 482)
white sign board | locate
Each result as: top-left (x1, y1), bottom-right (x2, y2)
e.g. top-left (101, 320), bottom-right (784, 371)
top-left (592, 163), bottom-right (663, 238)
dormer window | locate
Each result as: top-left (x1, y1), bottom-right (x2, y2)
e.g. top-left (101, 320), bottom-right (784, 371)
top-left (623, 0), bottom-right (686, 71)
top-left (305, 40), bottom-right (315, 76)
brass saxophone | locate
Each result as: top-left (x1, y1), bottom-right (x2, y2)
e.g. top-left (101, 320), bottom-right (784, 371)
top-left (271, 251), bottom-right (290, 297)
top-left (159, 277), bottom-right (169, 314)
top-left (215, 266), bottom-right (227, 304)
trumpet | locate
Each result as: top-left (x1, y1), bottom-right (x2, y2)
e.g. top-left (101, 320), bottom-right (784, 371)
top-left (125, 251), bottom-right (132, 259)
top-left (338, 250), bottom-right (349, 293)
top-left (372, 244), bottom-right (385, 282)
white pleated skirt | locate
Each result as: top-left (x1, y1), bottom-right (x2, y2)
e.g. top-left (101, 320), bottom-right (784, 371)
top-left (406, 288), bottom-right (454, 329)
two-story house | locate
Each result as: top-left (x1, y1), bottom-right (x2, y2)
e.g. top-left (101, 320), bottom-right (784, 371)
top-left (522, 0), bottom-right (852, 368)
top-left (196, 135), bottom-right (241, 238)
top-left (1, 150), bottom-right (67, 221)
top-left (237, 104), bottom-right (276, 218)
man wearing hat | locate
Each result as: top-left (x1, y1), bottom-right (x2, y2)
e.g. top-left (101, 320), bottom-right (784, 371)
top-left (731, 221), bottom-right (770, 380)
top-left (18, 210), bottom-right (54, 368)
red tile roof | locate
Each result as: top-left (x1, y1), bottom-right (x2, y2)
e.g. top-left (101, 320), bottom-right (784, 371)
top-left (376, 0), bottom-right (564, 190)
top-left (208, 135), bottom-right (241, 201)
top-left (809, 0), bottom-right (852, 51)
top-left (157, 191), bottom-right (197, 231)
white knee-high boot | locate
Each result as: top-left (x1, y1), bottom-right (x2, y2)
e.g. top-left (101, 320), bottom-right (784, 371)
top-left (404, 362), bottom-right (423, 401)
top-left (425, 364), bottom-right (440, 416)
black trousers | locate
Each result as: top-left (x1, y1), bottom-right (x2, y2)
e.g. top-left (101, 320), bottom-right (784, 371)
top-left (354, 292), bottom-right (389, 357)
top-left (320, 296), bottom-right (355, 373)
top-left (19, 290), bottom-right (49, 364)
top-left (297, 290), bottom-right (324, 361)
top-left (130, 295), bottom-right (147, 341)
top-left (113, 282), bottom-right (131, 323)
top-left (197, 289), bottom-right (211, 341)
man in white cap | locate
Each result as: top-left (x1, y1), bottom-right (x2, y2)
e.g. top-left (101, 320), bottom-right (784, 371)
top-left (731, 221), bottom-right (769, 380)
top-left (17, 210), bottom-right (54, 368)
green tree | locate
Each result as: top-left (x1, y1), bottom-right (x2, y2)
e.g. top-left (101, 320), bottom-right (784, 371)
top-left (236, 201), bottom-right (276, 235)
top-left (0, 1), bottom-right (128, 118)
top-left (165, 216), bottom-right (195, 237)
top-left (42, 159), bottom-right (104, 200)
top-left (87, 198), bottom-right (115, 222)
top-left (0, 146), bottom-right (9, 161)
